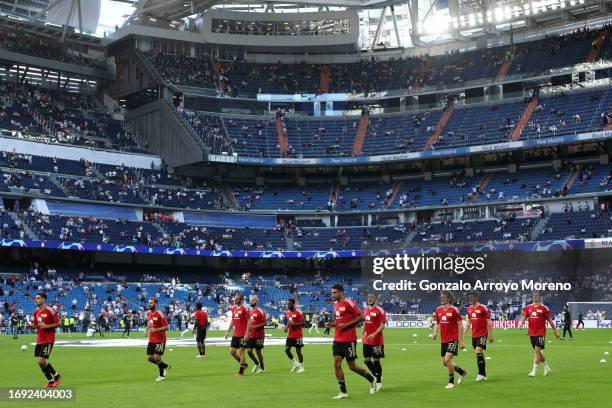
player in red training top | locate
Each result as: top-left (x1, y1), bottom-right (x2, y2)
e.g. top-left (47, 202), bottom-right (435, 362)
top-left (284, 298), bottom-right (305, 373)
top-left (433, 291), bottom-right (467, 389)
top-left (144, 298), bottom-right (170, 382)
top-left (26, 292), bottom-right (61, 388)
top-left (244, 295), bottom-right (268, 374)
top-left (464, 292), bottom-right (493, 381)
top-left (362, 293), bottom-right (386, 393)
top-left (518, 291), bottom-right (560, 377)
top-left (193, 303), bottom-right (208, 358)
top-left (327, 284), bottom-right (376, 399)
top-left (225, 293), bottom-right (249, 375)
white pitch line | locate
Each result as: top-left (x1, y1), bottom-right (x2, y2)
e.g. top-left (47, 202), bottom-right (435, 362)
top-left (50, 336), bottom-right (335, 348)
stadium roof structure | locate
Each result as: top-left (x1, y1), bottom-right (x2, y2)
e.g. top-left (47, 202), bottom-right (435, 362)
top-left (131, 0), bottom-right (400, 21)
top-left (127, 0), bottom-right (612, 43)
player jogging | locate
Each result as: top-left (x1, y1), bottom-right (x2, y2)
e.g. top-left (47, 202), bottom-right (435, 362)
top-left (244, 295), bottom-right (267, 373)
top-left (433, 291), bottom-right (467, 389)
top-left (144, 298), bottom-right (170, 382)
top-left (327, 284), bottom-right (376, 399)
top-left (362, 293), bottom-right (386, 392)
top-left (464, 292), bottom-right (493, 381)
top-left (284, 298), bottom-right (305, 373)
top-left (27, 293), bottom-right (61, 388)
top-left (181, 319), bottom-right (195, 337)
top-left (225, 293), bottom-right (249, 375)
top-left (193, 303), bottom-right (209, 358)
top-left (518, 291), bottom-right (560, 377)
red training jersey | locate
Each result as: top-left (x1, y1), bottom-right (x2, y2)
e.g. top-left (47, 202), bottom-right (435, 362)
top-left (466, 303), bottom-right (491, 338)
top-left (147, 309), bottom-right (168, 343)
top-left (333, 297), bottom-right (361, 342)
top-left (435, 305), bottom-right (462, 343)
top-left (248, 308), bottom-right (267, 339)
top-left (286, 309), bottom-right (304, 339)
top-left (363, 305), bottom-right (386, 346)
top-left (193, 310), bottom-right (208, 328)
top-left (523, 303), bottom-right (551, 337)
top-left (231, 305), bottom-right (249, 337)
top-left (33, 306), bottom-right (59, 345)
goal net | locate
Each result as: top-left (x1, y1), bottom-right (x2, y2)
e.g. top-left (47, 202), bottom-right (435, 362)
top-left (567, 302), bottom-right (612, 321)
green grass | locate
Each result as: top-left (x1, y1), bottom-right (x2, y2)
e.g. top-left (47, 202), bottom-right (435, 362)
top-left (1, 328), bottom-right (610, 408)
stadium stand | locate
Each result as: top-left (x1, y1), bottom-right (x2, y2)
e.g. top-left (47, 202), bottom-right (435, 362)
top-left (0, 81), bottom-right (143, 152)
top-left (0, 9), bottom-right (610, 305)
top-left (145, 27), bottom-right (610, 96)
top-left (176, 86), bottom-right (612, 158)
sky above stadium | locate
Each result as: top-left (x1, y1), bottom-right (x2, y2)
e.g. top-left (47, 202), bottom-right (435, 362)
top-left (96, 0), bottom-right (135, 37)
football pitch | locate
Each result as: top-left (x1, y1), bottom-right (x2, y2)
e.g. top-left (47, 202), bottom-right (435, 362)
top-left (1, 328), bottom-right (610, 408)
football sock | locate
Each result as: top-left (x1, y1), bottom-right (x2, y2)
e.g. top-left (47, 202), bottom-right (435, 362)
top-left (373, 361), bottom-right (382, 382)
top-left (40, 364), bottom-right (53, 381)
top-left (476, 353), bottom-right (486, 376)
top-left (454, 366), bottom-right (466, 376)
top-left (359, 371), bottom-right (375, 383)
top-left (248, 352), bottom-right (260, 366)
top-left (239, 363), bottom-right (247, 374)
top-left (157, 361), bottom-right (168, 376)
top-left (285, 349), bottom-right (294, 360)
top-left (259, 360), bottom-right (264, 370)
top-left (338, 381), bottom-right (347, 393)
top-left (449, 374), bottom-right (455, 384)
top-left (296, 349), bottom-right (303, 363)
top-left (45, 363), bottom-right (57, 377)
top-left (364, 360), bottom-right (376, 376)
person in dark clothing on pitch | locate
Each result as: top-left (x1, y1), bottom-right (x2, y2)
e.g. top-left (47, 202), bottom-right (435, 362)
top-left (122, 311), bottom-right (133, 338)
top-left (576, 312), bottom-right (585, 329)
top-left (562, 306), bottom-right (573, 340)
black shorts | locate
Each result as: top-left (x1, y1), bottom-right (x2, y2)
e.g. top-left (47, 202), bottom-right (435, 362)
top-left (146, 342), bottom-right (166, 356)
top-left (530, 336), bottom-right (545, 349)
top-left (441, 341), bottom-right (458, 357)
top-left (286, 338), bottom-right (304, 348)
top-left (230, 336), bottom-right (245, 349)
top-left (472, 336), bottom-right (488, 350)
top-left (332, 341), bottom-right (358, 361)
top-left (363, 344), bottom-right (385, 359)
top-left (195, 327), bottom-right (207, 342)
top-left (246, 338), bottom-right (265, 350)
top-left (34, 343), bottom-right (53, 358)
